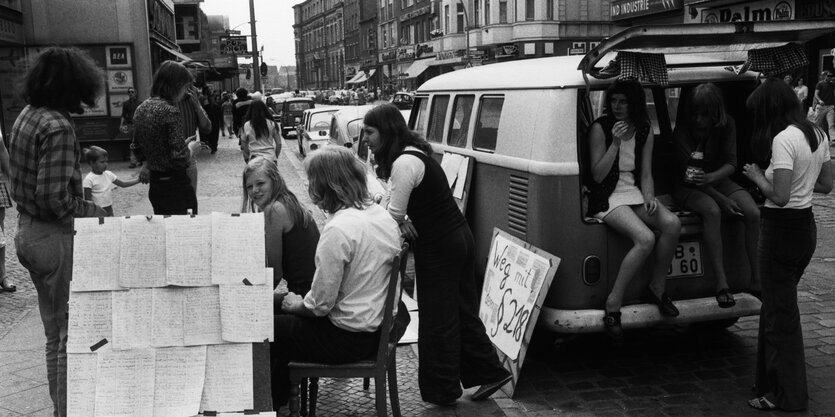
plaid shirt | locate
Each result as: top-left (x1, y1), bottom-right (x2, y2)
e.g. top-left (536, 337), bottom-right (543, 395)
top-left (9, 105), bottom-right (102, 220)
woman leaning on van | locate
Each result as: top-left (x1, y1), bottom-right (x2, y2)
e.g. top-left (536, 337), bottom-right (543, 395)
top-left (587, 79), bottom-right (682, 339)
top-left (742, 78), bottom-right (832, 412)
top-left (672, 83), bottom-right (760, 307)
top-left (364, 103), bottom-right (511, 406)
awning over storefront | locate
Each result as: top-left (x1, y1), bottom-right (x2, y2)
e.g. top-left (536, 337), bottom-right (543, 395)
top-left (347, 69), bottom-right (377, 84)
top-left (346, 71), bottom-right (366, 84)
top-left (403, 58), bottom-right (433, 79)
top-left (153, 40), bottom-right (193, 63)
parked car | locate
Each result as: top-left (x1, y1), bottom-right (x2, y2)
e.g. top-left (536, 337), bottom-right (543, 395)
top-left (408, 21), bottom-right (835, 336)
top-left (276, 97), bottom-right (315, 139)
top-left (328, 105), bottom-right (375, 151)
top-left (390, 91), bottom-right (414, 110)
top-left (296, 107), bottom-right (339, 157)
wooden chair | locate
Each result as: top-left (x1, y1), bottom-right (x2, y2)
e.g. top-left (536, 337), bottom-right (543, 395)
top-left (287, 243), bottom-right (409, 417)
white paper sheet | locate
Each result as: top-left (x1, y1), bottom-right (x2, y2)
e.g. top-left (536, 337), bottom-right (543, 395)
top-left (67, 353), bottom-right (98, 417)
top-left (111, 289), bottom-right (153, 350)
top-left (72, 217), bottom-right (123, 292)
top-left (151, 288), bottom-right (184, 347)
top-left (452, 156), bottom-right (469, 199)
top-left (396, 310), bottom-right (420, 345)
top-left (165, 215), bottom-right (212, 286)
top-left (211, 212), bottom-right (266, 285)
top-left (153, 346), bottom-right (207, 417)
top-left (440, 152), bottom-right (465, 187)
top-left (67, 291), bottom-right (112, 353)
top-left (120, 216), bottom-right (167, 288)
top-left (219, 281), bottom-right (272, 343)
top-left (401, 293), bottom-right (418, 312)
top-left (200, 344), bottom-right (254, 413)
top-left (94, 349), bottom-right (155, 417)
top-left (183, 286), bottom-right (223, 346)
top-left (264, 268), bottom-right (275, 342)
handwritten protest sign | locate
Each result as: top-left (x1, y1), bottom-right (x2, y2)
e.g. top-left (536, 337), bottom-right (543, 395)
top-left (479, 228), bottom-right (559, 397)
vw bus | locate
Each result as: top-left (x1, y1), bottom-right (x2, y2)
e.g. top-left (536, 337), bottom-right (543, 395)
top-left (407, 21), bottom-right (834, 334)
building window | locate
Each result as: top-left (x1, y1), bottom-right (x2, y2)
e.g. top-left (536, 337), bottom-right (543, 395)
top-left (444, 5), bottom-right (450, 34)
top-left (546, 0), bottom-right (554, 20)
top-left (525, 0), bottom-right (534, 20)
top-left (485, 0), bottom-right (491, 24)
top-left (457, 2), bottom-right (465, 33)
top-left (474, 0), bottom-right (480, 27)
top-left (499, 0), bottom-right (507, 23)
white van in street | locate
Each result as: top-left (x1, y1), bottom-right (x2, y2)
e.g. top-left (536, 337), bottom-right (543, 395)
top-left (407, 21), bottom-right (835, 335)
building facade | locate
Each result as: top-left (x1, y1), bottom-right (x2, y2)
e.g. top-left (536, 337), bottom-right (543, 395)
top-left (294, 0), bottom-right (346, 90)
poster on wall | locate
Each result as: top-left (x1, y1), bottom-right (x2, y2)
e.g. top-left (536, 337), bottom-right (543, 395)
top-left (479, 228), bottom-right (559, 397)
top-left (106, 45), bottom-right (132, 68)
top-left (107, 69), bottom-right (134, 92)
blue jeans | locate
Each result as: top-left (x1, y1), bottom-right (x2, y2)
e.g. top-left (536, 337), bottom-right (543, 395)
top-left (15, 213), bottom-right (74, 417)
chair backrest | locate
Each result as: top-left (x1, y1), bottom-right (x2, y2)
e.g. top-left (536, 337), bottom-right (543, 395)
top-left (373, 243), bottom-right (409, 367)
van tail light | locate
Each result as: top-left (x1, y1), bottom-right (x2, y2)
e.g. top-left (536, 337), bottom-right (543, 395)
top-left (310, 144), bottom-right (318, 150)
top-left (583, 256), bottom-right (601, 285)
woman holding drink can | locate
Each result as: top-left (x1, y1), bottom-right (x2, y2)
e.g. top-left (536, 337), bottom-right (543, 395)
top-left (672, 83), bottom-right (760, 307)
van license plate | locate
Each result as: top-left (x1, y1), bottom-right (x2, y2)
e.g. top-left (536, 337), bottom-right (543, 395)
top-left (667, 241), bottom-right (704, 278)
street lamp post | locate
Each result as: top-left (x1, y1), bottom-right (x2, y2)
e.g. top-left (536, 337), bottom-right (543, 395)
top-left (458, 0), bottom-right (470, 67)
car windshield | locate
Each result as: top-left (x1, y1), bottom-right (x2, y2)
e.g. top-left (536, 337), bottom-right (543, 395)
top-left (309, 113), bottom-right (332, 130)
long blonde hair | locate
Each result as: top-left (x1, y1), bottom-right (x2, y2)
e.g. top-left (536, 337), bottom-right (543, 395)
top-left (304, 147), bottom-right (370, 213)
top-left (241, 157), bottom-right (313, 227)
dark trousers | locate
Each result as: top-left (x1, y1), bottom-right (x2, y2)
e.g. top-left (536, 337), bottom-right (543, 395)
top-left (414, 224), bottom-right (509, 404)
top-left (755, 207), bottom-right (815, 411)
top-left (270, 315), bottom-right (379, 406)
top-left (148, 170), bottom-right (198, 215)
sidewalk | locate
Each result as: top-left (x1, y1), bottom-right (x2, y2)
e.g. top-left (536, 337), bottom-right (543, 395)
top-left (0, 137), bottom-right (505, 416)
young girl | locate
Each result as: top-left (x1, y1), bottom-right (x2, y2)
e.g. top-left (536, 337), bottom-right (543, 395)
top-left (241, 100), bottom-right (282, 162)
top-left (83, 146), bottom-right (140, 216)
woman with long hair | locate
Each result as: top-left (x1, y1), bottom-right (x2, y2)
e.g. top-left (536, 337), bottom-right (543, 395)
top-left (743, 78), bottom-right (832, 411)
top-left (271, 146), bottom-right (400, 407)
top-left (133, 60), bottom-right (205, 215)
top-left (364, 103), bottom-right (511, 406)
top-left (241, 100), bottom-right (282, 162)
top-left (672, 83), bottom-right (760, 306)
top-left (586, 79), bottom-right (681, 338)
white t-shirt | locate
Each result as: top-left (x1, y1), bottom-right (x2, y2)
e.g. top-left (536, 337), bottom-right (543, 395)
top-left (765, 125), bottom-right (830, 209)
top-left (83, 171), bottom-right (118, 208)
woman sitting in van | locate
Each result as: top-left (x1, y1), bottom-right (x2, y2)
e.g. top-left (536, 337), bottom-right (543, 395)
top-left (672, 83), bottom-right (760, 308)
top-left (587, 79), bottom-right (682, 339)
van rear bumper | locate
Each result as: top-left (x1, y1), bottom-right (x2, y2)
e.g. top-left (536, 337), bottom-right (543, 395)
top-left (538, 293), bottom-right (761, 333)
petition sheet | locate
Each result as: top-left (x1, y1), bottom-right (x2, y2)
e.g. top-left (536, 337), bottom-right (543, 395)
top-left (67, 353), bottom-right (98, 417)
top-left (211, 212), bottom-right (265, 285)
top-left (94, 349), bottom-right (155, 417)
top-left (200, 344), bottom-right (254, 413)
top-left (164, 215), bottom-right (212, 286)
top-left (67, 291), bottom-right (112, 353)
top-left (120, 216), bottom-right (166, 288)
top-left (219, 281), bottom-right (272, 342)
top-left (153, 346), bottom-right (207, 417)
top-left (111, 289), bottom-right (153, 350)
top-left (72, 217), bottom-right (122, 291)
top-left (183, 286), bottom-right (223, 346)
top-left (151, 288), bottom-right (184, 347)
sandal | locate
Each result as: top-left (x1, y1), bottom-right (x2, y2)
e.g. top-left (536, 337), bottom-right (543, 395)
top-left (716, 288), bottom-right (736, 308)
top-left (644, 289), bottom-right (680, 317)
top-left (0, 278), bottom-right (16, 293)
top-left (603, 311), bottom-right (623, 339)
top-left (748, 396), bottom-right (779, 411)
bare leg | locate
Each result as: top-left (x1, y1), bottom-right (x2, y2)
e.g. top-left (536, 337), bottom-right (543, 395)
top-left (683, 191), bottom-right (729, 292)
top-left (601, 205), bottom-right (656, 312)
top-left (730, 190), bottom-right (761, 292)
top-left (635, 204), bottom-right (681, 296)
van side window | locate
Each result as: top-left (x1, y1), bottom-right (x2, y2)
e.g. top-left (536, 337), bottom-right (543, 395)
top-left (473, 96), bottom-right (503, 152)
top-left (413, 97), bottom-right (428, 138)
top-left (447, 95), bottom-right (475, 148)
top-left (427, 95), bottom-right (450, 143)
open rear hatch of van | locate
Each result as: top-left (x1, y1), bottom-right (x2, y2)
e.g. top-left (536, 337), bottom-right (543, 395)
top-left (578, 20), bottom-right (835, 76)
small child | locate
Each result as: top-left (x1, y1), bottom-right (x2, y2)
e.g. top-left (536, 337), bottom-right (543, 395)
top-left (82, 146), bottom-right (140, 216)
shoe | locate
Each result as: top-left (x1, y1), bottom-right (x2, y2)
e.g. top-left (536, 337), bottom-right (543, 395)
top-left (748, 396), bottom-right (779, 411)
top-left (0, 278), bottom-right (16, 292)
top-left (644, 289), bottom-right (680, 317)
top-left (716, 288), bottom-right (736, 308)
top-left (471, 374), bottom-right (512, 401)
top-left (603, 310), bottom-right (623, 340)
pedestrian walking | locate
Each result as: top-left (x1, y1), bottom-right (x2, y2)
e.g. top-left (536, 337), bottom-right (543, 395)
top-left (82, 146), bottom-right (140, 217)
top-left (363, 103), bottom-right (512, 406)
top-left (201, 89), bottom-right (223, 154)
top-left (271, 146), bottom-right (401, 407)
top-left (808, 73), bottom-right (834, 141)
top-left (133, 60), bottom-right (206, 215)
top-left (233, 87), bottom-right (252, 139)
top-left (240, 101), bottom-right (282, 162)
top-left (0, 138), bottom-right (14, 294)
top-left (8, 46), bottom-right (108, 417)
top-left (743, 77), bottom-right (833, 411)
top-left (120, 87), bottom-right (142, 168)
top-left (222, 93), bottom-right (235, 138)
top-left (586, 79), bottom-right (681, 338)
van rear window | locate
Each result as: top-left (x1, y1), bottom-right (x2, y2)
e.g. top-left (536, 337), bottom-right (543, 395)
top-left (448, 95), bottom-right (474, 148)
top-left (427, 95), bottom-right (450, 143)
top-left (473, 96), bottom-right (503, 152)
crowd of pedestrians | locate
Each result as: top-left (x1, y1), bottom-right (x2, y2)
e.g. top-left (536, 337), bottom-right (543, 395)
top-left (4, 46), bottom-right (835, 416)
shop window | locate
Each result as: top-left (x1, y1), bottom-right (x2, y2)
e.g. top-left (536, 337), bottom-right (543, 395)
top-left (447, 95), bottom-right (474, 148)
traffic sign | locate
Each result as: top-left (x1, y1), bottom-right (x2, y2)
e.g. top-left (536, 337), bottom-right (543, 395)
top-left (220, 36), bottom-right (247, 55)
